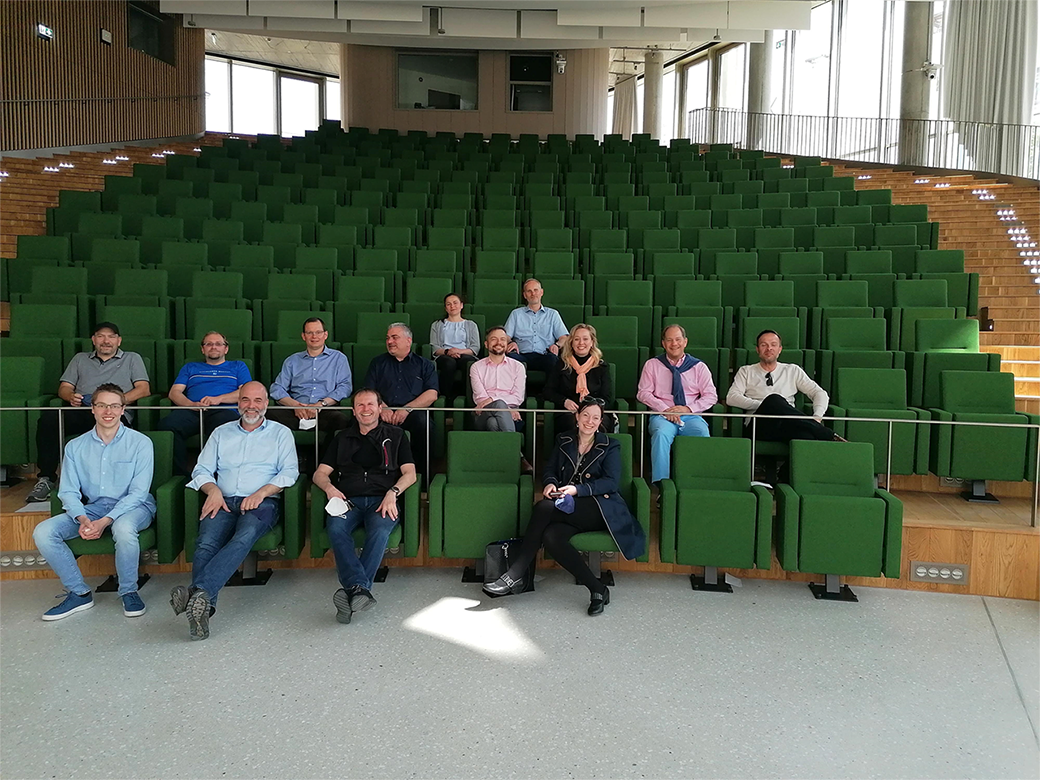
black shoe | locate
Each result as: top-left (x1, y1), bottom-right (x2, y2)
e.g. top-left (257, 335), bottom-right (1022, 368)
top-left (333, 588), bottom-right (352, 624)
top-left (186, 589), bottom-right (211, 641)
top-left (169, 585), bottom-right (190, 616)
top-left (482, 573), bottom-right (525, 598)
top-left (347, 584), bottom-right (375, 613)
top-left (588, 587), bottom-right (610, 616)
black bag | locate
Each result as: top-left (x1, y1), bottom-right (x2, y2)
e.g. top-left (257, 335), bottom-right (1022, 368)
top-left (483, 538), bottom-right (535, 593)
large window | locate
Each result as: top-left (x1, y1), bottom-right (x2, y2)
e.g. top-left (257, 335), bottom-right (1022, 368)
top-left (280, 75), bottom-right (321, 139)
top-left (790, 2), bottom-right (833, 116)
top-left (661, 67), bottom-right (677, 141)
top-left (717, 45), bottom-right (748, 110)
top-left (397, 51), bottom-right (478, 110)
top-left (205, 57), bottom-right (231, 133)
top-left (231, 62), bottom-right (277, 136)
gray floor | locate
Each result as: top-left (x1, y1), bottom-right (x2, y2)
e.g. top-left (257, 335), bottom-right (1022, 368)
top-left (1, 568), bottom-right (1037, 780)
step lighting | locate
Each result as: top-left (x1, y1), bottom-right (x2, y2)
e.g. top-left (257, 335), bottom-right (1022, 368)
top-left (193, 147), bottom-right (202, 152)
top-left (934, 182), bottom-right (951, 187)
top-left (102, 159), bottom-right (118, 164)
top-left (58, 162), bottom-right (74, 168)
top-left (115, 155), bottom-right (129, 161)
top-left (0, 171), bottom-right (8, 178)
top-left (43, 166), bottom-right (60, 172)
top-left (151, 153), bottom-right (165, 158)
top-left (857, 174), bottom-right (872, 179)
top-left (162, 150), bottom-right (174, 155)
top-left (915, 178), bottom-right (930, 184)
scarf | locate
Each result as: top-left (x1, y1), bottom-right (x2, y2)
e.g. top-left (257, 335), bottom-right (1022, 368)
top-left (655, 352), bottom-right (701, 407)
top-left (566, 353), bottom-right (597, 400)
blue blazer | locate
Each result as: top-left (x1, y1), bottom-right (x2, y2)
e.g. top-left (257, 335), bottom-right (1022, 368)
top-left (542, 432), bottom-right (646, 560)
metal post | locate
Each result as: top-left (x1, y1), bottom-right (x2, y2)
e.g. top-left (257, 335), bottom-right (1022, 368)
top-left (638, 410), bottom-right (645, 479)
top-left (197, 407), bottom-right (204, 447)
top-left (314, 406), bottom-right (321, 468)
top-left (750, 414), bottom-right (757, 467)
top-left (57, 408), bottom-right (65, 468)
top-left (425, 408), bottom-right (430, 487)
top-left (886, 419), bottom-right (894, 490)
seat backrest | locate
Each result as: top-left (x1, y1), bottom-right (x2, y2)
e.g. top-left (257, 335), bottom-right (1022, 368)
top-left (739, 316), bottom-right (802, 350)
top-left (605, 279), bottom-right (652, 307)
top-left (114, 269), bottom-right (168, 297)
top-left (778, 251), bottom-right (824, 275)
top-left (744, 280), bottom-right (794, 307)
top-left (266, 274), bottom-right (317, 300)
top-left (229, 244), bottom-right (276, 269)
top-left (31, 265), bottom-right (87, 295)
top-left (406, 275), bottom-right (453, 303)
top-left (192, 308), bottom-right (252, 343)
top-left (192, 271), bottom-right (243, 299)
top-left (714, 252), bottom-right (759, 275)
top-left (940, 370), bottom-right (1016, 415)
top-left (894, 279), bottom-right (948, 307)
top-left (790, 440), bottom-right (875, 497)
top-left (816, 279), bottom-right (869, 308)
top-left (665, 316), bottom-right (718, 348)
top-left (0, 356), bottom-right (46, 397)
top-left (472, 278), bottom-right (519, 306)
top-left (591, 252), bottom-right (635, 276)
top-left (647, 251), bottom-right (696, 277)
top-left (97, 305), bottom-right (169, 339)
top-left (674, 279), bottom-right (723, 307)
top-left (915, 318), bottom-right (979, 352)
top-left (447, 430), bottom-right (521, 484)
top-left (845, 249), bottom-right (893, 275)
top-left (586, 315), bottom-right (638, 347)
top-left (835, 367), bottom-right (907, 410)
top-left (544, 279), bottom-right (585, 307)
top-left (673, 437), bottom-right (751, 491)
top-left (162, 241), bottom-right (208, 265)
top-left (143, 430), bottom-right (175, 490)
top-left (10, 303), bottom-right (77, 339)
top-left (18, 235), bottom-right (70, 262)
top-left (824, 317), bottom-right (887, 351)
top-left (915, 249), bottom-right (965, 274)
top-left (335, 274), bottom-right (384, 303)
top-left (356, 311), bottom-right (410, 342)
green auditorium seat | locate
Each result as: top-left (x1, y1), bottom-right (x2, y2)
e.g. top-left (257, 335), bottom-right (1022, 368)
top-left (308, 478), bottom-right (420, 562)
top-left (873, 224), bottom-right (925, 276)
top-left (471, 278), bottom-right (520, 328)
top-left (929, 371), bottom-right (1039, 501)
top-left (908, 318), bottom-right (1000, 409)
top-left (842, 249), bottom-right (899, 309)
top-left (828, 368), bottom-right (929, 476)
top-left (816, 317), bottom-right (904, 392)
top-left (776, 440), bottom-right (903, 600)
top-left (317, 224), bottom-right (360, 272)
top-left (660, 437), bottom-right (772, 589)
top-left (813, 226), bottom-right (860, 275)
top-left (428, 431), bottom-right (533, 562)
top-left (331, 275), bottom-right (389, 343)
top-left (586, 315), bottom-right (647, 401)
top-left (913, 249), bottom-right (979, 316)
top-left (667, 279), bottom-right (733, 348)
top-left (776, 251), bottom-right (831, 309)
top-left (890, 279), bottom-right (964, 351)
top-left (647, 251), bottom-right (697, 310)
top-left (0, 356), bottom-right (51, 466)
top-left (810, 279), bottom-right (885, 349)
top-left (599, 279), bottom-right (661, 347)
top-left (354, 248), bottom-right (403, 305)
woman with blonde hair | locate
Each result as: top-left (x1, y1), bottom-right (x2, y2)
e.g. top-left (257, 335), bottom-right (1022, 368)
top-left (542, 323), bottom-right (616, 433)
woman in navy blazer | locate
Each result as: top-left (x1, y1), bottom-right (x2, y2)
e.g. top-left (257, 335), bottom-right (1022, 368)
top-left (483, 397), bottom-right (646, 615)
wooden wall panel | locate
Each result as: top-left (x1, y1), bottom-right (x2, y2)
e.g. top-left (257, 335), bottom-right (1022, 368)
top-left (0, 0), bottom-right (204, 151)
top-left (343, 44), bottom-right (609, 139)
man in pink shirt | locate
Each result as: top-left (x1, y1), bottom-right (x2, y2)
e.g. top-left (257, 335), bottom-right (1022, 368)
top-left (636, 324), bottom-right (718, 484)
top-left (469, 326), bottom-right (527, 433)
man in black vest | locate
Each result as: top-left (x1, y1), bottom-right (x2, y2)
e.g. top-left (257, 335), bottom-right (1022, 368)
top-left (312, 388), bottom-right (417, 625)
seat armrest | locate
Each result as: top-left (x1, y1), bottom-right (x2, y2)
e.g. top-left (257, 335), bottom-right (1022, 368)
top-left (774, 483), bottom-right (799, 572)
top-left (632, 477), bottom-right (651, 562)
top-left (427, 473), bottom-right (447, 557)
top-left (403, 480), bottom-right (420, 558)
top-left (518, 474), bottom-right (534, 533)
top-left (750, 484), bottom-right (773, 569)
top-left (155, 476), bottom-right (187, 563)
top-left (183, 485), bottom-right (201, 561)
top-left (309, 483), bottom-right (327, 558)
top-left (282, 478), bottom-right (307, 560)
top-left (875, 488), bottom-right (903, 578)
top-left (659, 478), bottom-right (677, 563)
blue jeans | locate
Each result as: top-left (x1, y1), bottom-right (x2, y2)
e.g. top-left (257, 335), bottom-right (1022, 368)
top-left (191, 496), bottom-right (280, 604)
top-left (33, 499), bottom-right (155, 596)
top-left (648, 414), bottom-right (710, 483)
top-left (159, 407), bottom-right (240, 477)
top-left (327, 495), bottom-right (400, 591)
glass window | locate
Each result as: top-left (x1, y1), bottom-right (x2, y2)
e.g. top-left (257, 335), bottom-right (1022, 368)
top-left (280, 76), bottom-right (320, 138)
top-left (635, 78), bottom-right (644, 133)
top-left (509, 52), bottom-right (553, 112)
top-left (683, 58), bottom-right (709, 138)
top-left (661, 67), bottom-right (677, 142)
top-left (790, 1), bottom-right (833, 116)
top-left (398, 52), bottom-right (478, 110)
top-left (837, 1), bottom-right (885, 118)
top-left (718, 45), bottom-right (748, 110)
top-left (768, 34), bottom-right (787, 113)
top-left (929, 0), bottom-right (946, 120)
top-left (127, 1), bottom-right (175, 65)
top-left (204, 57), bottom-right (230, 133)
top-left (326, 78), bottom-right (341, 122)
top-left (231, 62), bottom-right (276, 136)
top-left (606, 89), bottom-right (614, 136)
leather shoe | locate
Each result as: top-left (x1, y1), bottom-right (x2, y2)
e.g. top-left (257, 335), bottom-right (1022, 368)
top-left (587, 587), bottom-right (610, 616)
top-left (482, 573), bottom-right (525, 597)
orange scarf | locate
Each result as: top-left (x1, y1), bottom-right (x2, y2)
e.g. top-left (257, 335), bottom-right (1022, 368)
top-left (567, 355), bottom-right (596, 400)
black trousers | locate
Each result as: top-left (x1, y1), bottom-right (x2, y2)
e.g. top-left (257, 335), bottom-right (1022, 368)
top-left (399, 409), bottom-right (434, 486)
top-left (435, 354), bottom-right (477, 399)
top-left (36, 408), bottom-right (130, 480)
top-left (746, 394), bottom-right (836, 443)
top-left (507, 497), bottom-right (608, 593)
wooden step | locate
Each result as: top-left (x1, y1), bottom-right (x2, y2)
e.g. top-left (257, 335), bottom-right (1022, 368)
top-left (983, 345), bottom-right (1040, 361)
top-left (981, 331), bottom-right (1040, 346)
top-left (1003, 361), bottom-right (1040, 378)
top-left (1016, 398), bottom-right (1039, 414)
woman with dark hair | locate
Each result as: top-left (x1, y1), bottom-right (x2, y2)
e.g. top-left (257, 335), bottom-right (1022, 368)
top-left (542, 323), bottom-right (616, 433)
top-left (482, 397), bottom-right (646, 616)
top-left (429, 293), bottom-right (480, 398)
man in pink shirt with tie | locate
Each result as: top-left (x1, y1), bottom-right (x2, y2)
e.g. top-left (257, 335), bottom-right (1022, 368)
top-left (636, 324), bottom-right (718, 484)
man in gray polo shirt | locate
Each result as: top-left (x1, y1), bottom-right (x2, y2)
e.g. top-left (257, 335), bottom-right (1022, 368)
top-left (28, 322), bottom-right (150, 502)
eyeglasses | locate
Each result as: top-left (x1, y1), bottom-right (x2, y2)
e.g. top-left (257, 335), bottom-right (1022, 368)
top-left (92, 402), bottom-right (125, 410)
top-left (765, 372), bottom-right (774, 387)
top-left (303, 330), bottom-right (326, 337)
top-left (202, 341), bottom-right (227, 348)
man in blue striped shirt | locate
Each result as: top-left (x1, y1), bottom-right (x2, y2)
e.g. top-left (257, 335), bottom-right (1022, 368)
top-left (169, 381), bottom-right (299, 641)
top-left (33, 383), bottom-right (156, 621)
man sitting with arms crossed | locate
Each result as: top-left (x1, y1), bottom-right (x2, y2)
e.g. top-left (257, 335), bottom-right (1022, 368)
top-left (726, 329), bottom-right (844, 444)
top-left (503, 278), bottom-right (569, 373)
top-left (33, 384), bottom-right (155, 620)
top-left (313, 388), bottom-right (417, 624)
top-left (269, 317), bottom-right (352, 434)
top-left (637, 324), bottom-right (718, 485)
top-left (170, 381), bottom-right (298, 641)
top-left (159, 331), bottom-right (250, 476)
top-left (28, 321), bottom-right (150, 502)
top-left (470, 326), bottom-right (527, 433)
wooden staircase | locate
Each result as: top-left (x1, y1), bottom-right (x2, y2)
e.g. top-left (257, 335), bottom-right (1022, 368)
top-left (832, 163), bottom-right (1040, 415)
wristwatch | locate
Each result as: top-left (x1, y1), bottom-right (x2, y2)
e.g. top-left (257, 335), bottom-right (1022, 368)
top-left (319, 399), bottom-right (329, 407)
top-left (389, 486), bottom-right (401, 495)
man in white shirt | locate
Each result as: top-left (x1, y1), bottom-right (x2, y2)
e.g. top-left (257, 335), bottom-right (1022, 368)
top-left (726, 329), bottom-right (844, 443)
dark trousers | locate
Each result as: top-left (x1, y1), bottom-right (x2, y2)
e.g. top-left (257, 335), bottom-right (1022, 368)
top-left (36, 408), bottom-right (130, 480)
top-left (508, 351), bottom-right (559, 374)
top-left (399, 410), bottom-right (433, 484)
top-left (747, 394), bottom-right (836, 443)
top-left (435, 354), bottom-right (477, 399)
top-left (507, 497), bottom-right (608, 593)
top-left (158, 407), bottom-right (240, 477)
top-left (265, 407), bottom-right (349, 435)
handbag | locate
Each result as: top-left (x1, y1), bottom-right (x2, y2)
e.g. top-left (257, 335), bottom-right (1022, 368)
top-left (483, 538), bottom-right (535, 592)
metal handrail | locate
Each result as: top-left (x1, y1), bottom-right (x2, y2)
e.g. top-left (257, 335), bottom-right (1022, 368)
top-left (686, 107), bottom-right (1040, 181)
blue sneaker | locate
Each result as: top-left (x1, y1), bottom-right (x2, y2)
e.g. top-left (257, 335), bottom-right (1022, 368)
top-left (122, 592), bottom-right (146, 617)
top-left (42, 590), bottom-right (94, 621)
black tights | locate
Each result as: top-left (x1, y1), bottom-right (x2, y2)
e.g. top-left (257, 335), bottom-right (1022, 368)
top-left (506, 498), bottom-right (608, 594)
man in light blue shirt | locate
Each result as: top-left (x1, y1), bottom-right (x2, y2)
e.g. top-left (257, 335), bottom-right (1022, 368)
top-left (269, 316), bottom-right (351, 434)
top-left (33, 383), bottom-right (156, 621)
top-left (503, 278), bottom-right (569, 374)
top-left (170, 381), bottom-right (298, 641)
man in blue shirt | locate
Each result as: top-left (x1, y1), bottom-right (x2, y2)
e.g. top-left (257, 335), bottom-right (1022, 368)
top-left (169, 381), bottom-right (298, 641)
top-left (32, 383), bottom-right (156, 621)
top-left (363, 324), bottom-right (438, 485)
top-left (159, 331), bottom-right (251, 476)
top-left (269, 317), bottom-right (351, 434)
top-left (503, 278), bottom-right (570, 374)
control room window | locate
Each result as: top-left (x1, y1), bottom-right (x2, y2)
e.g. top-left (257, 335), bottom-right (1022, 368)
top-left (509, 53), bottom-right (553, 112)
top-left (397, 52), bottom-right (478, 110)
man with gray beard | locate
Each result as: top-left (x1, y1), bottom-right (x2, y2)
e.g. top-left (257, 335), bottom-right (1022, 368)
top-left (169, 381), bottom-right (298, 640)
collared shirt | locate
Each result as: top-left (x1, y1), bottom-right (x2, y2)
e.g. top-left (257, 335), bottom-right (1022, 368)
top-left (270, 348), bottom-right (352, 405)
top-left (503, 305), bottom-right (569, 354)
top-left (59, 349), bottom-right (149, 422)
top-left (188, 418), bottom-right (299, 498)
top-left (727, 361), bottom-right (829, 419)
top-left (636, 354), bottom-right (718, 414)
top-left (174, 360), bottom-right (251, 404)
top-left (58, 424), bottom-right (157, 521)
top-left (364, 352), bottom-right (438, 407)
top-left (469, 356), bottom-right (526, 407)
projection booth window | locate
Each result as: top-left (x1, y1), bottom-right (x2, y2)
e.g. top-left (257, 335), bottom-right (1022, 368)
top-left (397, 52), bottom-right (479, 110)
